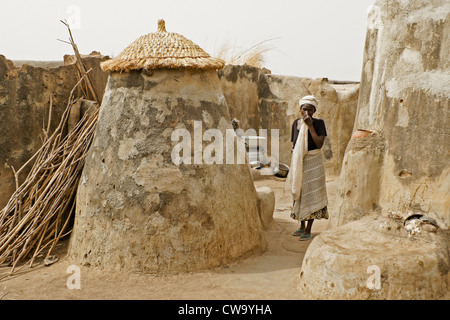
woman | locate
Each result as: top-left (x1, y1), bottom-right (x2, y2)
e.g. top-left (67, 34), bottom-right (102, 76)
top-left (285, 95), bottom-right (328, 241)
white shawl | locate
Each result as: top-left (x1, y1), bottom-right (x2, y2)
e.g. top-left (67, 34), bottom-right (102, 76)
top-left (285, 119), bottom-right (309, 200)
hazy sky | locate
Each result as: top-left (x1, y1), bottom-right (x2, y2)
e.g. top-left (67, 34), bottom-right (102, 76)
top-left (0, 0), bottom-right (376, 81)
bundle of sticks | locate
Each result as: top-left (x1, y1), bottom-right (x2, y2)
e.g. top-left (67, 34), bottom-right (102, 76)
top-left (0, 21), bottom-right (100, 278)
top-left (0, 82), bottom-right (99, 277)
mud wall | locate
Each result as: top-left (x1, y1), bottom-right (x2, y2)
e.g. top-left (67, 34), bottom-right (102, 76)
top-left (68, 69), bottom-right (266, 273)
top-left (333, 0), bottom-right (450, 228)
top-left (218, 65), bottom-right (360, 176)
top-left (0, 57), bottom-right (358, 211)
top-left (0, 53), bottom-right (108, 209)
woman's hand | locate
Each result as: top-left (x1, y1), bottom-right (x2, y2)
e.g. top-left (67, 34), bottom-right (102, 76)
top-left (302, 113), bottom-right (313, 127)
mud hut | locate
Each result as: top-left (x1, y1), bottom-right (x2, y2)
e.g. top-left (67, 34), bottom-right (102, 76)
top-left (68, 20), bottom-right (266, 273)
top-left (299, 0), bottom-right (449, 299)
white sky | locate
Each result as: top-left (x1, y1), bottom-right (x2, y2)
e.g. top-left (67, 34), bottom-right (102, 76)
top-left (0, 0), bottom-right (376, 81)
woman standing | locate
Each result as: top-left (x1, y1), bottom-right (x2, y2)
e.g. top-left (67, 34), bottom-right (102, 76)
top-left (286, 95), bottom-right (328, 241)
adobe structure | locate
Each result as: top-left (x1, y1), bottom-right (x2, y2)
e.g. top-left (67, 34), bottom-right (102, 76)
top-left (67, 20), bottom-right (267, 273)
top-left (299, 0), bottom-right (449, 299)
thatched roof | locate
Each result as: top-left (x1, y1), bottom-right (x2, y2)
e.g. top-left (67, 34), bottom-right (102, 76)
top-left (101, 19), bottom-right (225, 72)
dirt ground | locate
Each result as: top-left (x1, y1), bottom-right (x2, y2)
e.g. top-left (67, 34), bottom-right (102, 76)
top-left (0, 175), bottom-right (339, 300)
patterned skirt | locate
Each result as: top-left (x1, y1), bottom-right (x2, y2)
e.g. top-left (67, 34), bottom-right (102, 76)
top-left (290, 205), bottom-right (328, 221)
top-left (290, 151), bottom-right (329, 221)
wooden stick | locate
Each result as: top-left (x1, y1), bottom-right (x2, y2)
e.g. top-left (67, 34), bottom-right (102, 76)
top-left (60, 20), bottom-right (100, 104)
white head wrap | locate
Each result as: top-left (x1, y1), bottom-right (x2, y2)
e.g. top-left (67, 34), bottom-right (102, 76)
top-left (299, 95), bottom-right (318, 109)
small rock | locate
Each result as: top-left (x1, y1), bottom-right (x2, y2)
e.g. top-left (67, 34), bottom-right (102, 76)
top-left (44, 255), bottom-right (59, 266)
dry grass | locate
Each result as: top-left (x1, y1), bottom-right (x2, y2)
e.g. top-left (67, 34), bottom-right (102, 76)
top-left (214, 38), bottom-right (278, 68)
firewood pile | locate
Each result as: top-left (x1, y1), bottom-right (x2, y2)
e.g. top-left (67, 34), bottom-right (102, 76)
top-left (0, 21), bottom-right (100, 278)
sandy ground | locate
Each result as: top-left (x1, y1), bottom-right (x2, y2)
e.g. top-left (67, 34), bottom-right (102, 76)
top-left (0, 175), bottom-right (338, 300)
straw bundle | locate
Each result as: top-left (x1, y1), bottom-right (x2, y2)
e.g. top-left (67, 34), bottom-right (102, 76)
top-left (101, 19), bottom-right (225, 72)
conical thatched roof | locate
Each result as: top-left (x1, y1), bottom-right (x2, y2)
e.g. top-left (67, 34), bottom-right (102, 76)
top-left (101, 19), bottom-right (225, 72)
